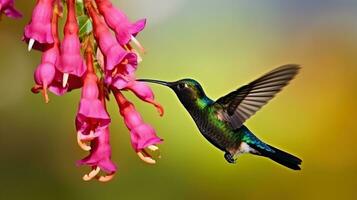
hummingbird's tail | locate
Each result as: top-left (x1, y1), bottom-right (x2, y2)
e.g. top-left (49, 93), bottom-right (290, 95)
top-left (250, 143), bottom-right (302, 170)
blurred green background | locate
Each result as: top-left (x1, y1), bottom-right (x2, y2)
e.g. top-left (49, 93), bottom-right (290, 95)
top-left (1, 0), bottom-right (357, 199)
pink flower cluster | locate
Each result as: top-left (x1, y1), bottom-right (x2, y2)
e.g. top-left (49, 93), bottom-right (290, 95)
top-left (25, 0), bottom-right (164, 182)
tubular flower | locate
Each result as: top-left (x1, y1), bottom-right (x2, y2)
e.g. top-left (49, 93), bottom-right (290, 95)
top-left (85, 1), bottom-right (137, 74)
top-left (24, 0), bottom-right (54, 51)
top-left (113, 89), bottom-right (162, 164)
top-left (26, 0), bottom-right (164, 182)
top-left (125, 81), bottom-right (164, 116)
top-left (31, 5), bottom-right (78, 98)
top-left (31, 12), bottom-right (58, 102)
top-left (94, 0), bottom-right (146, 52)
top-left (0, 0), bottom-right (22, 19)
top-left (76, 42), bottom-right (110, 151)
top-left (77, 127), bottom-right (117, 182)
top-left (57, 0), bottom-right (86, 88)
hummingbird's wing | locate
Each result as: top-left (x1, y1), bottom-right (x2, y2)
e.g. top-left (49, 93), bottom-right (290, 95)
top-left (214, 64), bottom-right (300, 129)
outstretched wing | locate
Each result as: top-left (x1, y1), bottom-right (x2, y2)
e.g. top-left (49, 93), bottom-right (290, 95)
top-left (214, 64), bottom-right (300, 129)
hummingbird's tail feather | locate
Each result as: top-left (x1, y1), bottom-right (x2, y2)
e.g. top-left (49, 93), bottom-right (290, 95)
top-left (251, 143), bottom-right (302, 170)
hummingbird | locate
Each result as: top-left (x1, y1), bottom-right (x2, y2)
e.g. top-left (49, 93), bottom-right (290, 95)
top-left (138, 64), bottom-right (302, 170)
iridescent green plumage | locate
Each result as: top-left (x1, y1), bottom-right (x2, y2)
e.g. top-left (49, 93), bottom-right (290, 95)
top-left (139, 64), bottom-right (302, 170)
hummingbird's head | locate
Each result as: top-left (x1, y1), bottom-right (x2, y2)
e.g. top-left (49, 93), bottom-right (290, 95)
top-left (137, 78), bottom-right (207, 106)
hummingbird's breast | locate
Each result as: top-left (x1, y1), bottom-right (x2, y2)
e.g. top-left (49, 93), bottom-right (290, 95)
top-left (189, 107), bottom-right (240, 152)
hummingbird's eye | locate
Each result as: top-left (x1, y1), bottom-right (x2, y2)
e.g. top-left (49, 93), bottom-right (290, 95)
top-left (177, 83), bottom-right (187, 90)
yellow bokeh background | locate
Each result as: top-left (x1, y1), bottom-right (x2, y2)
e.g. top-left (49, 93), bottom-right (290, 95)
top-left (0, 0), bottom-right (356, 199)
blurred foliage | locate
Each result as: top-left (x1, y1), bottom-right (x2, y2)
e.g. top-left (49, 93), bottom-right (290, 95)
top-left (0, 0), bottom-right (357, 200)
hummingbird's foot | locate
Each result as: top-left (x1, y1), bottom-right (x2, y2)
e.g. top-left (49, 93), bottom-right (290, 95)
top-left (137, 145), bottom-right (161, 164)
top-left (224, 152), bottom-right (236, 164)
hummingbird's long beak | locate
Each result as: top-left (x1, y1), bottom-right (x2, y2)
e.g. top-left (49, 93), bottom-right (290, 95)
top-left (137, 79), bottom-right (173, 87)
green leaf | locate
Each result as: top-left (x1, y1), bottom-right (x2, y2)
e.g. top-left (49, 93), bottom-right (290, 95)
top-left (76, 0), bottom-right (84, 16)
top-left (78, 15), bottom-right (92, 38)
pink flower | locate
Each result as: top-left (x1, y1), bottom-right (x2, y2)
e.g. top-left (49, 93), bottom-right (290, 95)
top-left (32, 5), bottom-right (81, 100)
top-left (126, 81), bottom-right (164, 116)
top-left (113, 89), bottom-right (162, 164)
top-left (27, 0), bottom-right (165, 182)
top-left (57, 0), bottom-right (86, 88)
top-left (75, 74), bottom-right (111, 145)
top-left (77, 127), bottom-right (117, 182)
top-left (85, 1), bottom-right (137, 74)
top-left (95, 0), bottom-right (146, 52)
top-left (76, 43), bottom-right (110, 151)
top-left (31, 5), bottom-right (62, 102)
top-left (32, 53), bottom-right (56, 103)
top-left (24, 0), bottom-right (54, 51)
top-left (0, 0), bottom-right (22, 19)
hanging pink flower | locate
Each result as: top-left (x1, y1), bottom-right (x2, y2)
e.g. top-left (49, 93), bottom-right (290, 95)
top-left (75, 74), bottom-right (111, 149)
top-left (113, 89), bottom-right (162, 164)
top-left (57, 0), bottom-right (86, 88)
top-left (0, 0), bottom-right (22, 19)
top-left (76, 42), bottom-right (110, 151)
top-left (94, 0), bottom-right (146, 52)
top-left (31, 5), bottom-right (60, 102)
top-left (77, 127), bottom-right (117, 182)
top-left (26, 0), bottom-right (165, 182)
top-left (126, 81), bottom-right (164, 116)
top-left (31, 5), bottom-right (81, 99)
top-left (23, 0), bottom-right (54, 51)
top-left (85, 1), bottom-right (137, 74)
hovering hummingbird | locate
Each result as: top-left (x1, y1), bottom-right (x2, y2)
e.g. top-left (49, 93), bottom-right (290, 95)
top-left (138, 64), bottom-right (302, 170)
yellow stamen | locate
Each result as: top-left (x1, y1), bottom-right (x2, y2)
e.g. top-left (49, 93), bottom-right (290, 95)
top-left (131, 35), bottom-right (145, 54)
top-left (98, 174), bottom-right (115, 182)
top-left (148, 145), bottom-right (159, 151)
top-left (148, 145), bottom-right (161, 159)
top-left (77, 132), bottom-right (91, 151)
top-left (83, 167), bottom-right (101, 181)
top-left (137, 151), bottom-right (156, 164)
top-left (62, 73), bottom-right (69, 88)
top-left (28, 39), bottom-right (35, 52)
top-left (137, 145), bottom-right (161, 164)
